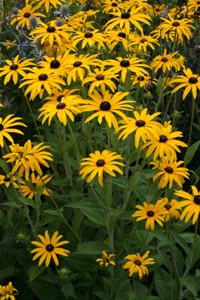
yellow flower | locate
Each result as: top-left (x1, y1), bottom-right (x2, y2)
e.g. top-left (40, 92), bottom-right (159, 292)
top-left (151, 4), bottom-right (166, 16)
top-left (0, 55), bottom-right (34, 85)
top-left (71, 30), bottom-right (105, 50)
top-left (131, 74), bottom-right (157, 88)
top-left (102, 0), bottom-right (123, 14)
top-left (132, 201), bottom-right (169, 230)
top-left (0, 114), bottom-right (27, 148)
top-left (79, 150), bottom-right (124, 186)
top-left (0, 173), bottom-right (17, 188)
top-left (81, 90), bottom-right (134, 130)
top-left (171, 68), bottom-right (200, 100)
top-left (19, 67), bottom-right (65, 101)
top-left (31, 230), bottom-right (70, 267)
top-left (143, 121), bottom-right (187, 160)
top-left (174, 186), bottom-right (200, 224)
top-left (156, 197), bottom-right (181, 221)
top-left (105, 29), bottom-right (134, 52)
top-left (3, 140), bottom-right (53, 179)
top-left (123, 250), bottom-right (155, 279)
top-left (117, 108), bottom-right (160, 148)
top-left (130, 34), bottom-right (159, 52)
top-left (150, 49), bottom-right (181, 73)
top-left (0, 282), bottom-right (18, 300)
top-left (35, 0), bottom-right (66, 13)
top-left (151, 156), bottom-right (190, 189)
top-left (96, 251), bottom-right (116, 267)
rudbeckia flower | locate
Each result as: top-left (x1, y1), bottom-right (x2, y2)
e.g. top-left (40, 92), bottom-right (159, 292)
top-left (150, 49), bottom-right (181, 73)
top-left (123, 250), bottom-right (155, 279)
top-left (130, 34), bottom-right (159, 52)
top-left (151, 156), bottom-right (190, 189)
top-left (170, 68), bottom-right (200, 100)
top-left (0, 114), bottom-right (27, 148)
top-left (131, 74), bottom-right (156, 88)
top-left (151, 4), bottom-right (166, 16)
top-left (0, 173), bottom-right (17, 188)
top-left (96, 251), bottom-right (116, 267)
top-left (157, 197), bottom-right (181, 221)
top-left (102, 0), bottom-right (123, 14)
top-left (35, 0), bottom-right (66, 13)
top-left (79, 150), bottom-right (124, 186)
top-left (174, 186), bottom-right (200, 224)
top-left (105, 30), bottom-right (134, 51)
top-left (117, 108), bottom-right (160, 148)
top-left (0, 55), bottom-right (34, 85)
top-left (31, 230), bottom-right (70, 267)
top-left (3, 140), bottom-right (53, 179)
top-left (71, 30), bottom-right (105, 50)
top-left (81, 90), bottom-right (134, 130)
top-left (0, 282), bottom-right (18, 300)
top-left (38, 54), bottom-right (70, 75)
top-left (132, 201), bottom-right (169, 230)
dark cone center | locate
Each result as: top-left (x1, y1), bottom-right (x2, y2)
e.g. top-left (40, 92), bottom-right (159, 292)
top-left (38, 74), bottom-right (48, 81)
top-left (140, 38), bottom-right (147, 43)
top-left (56, 102), bottom-right (66, 109)
top-left (10, 64), bottom-right (18, 70)
top-left (137, 76), bottom-right (144, 81)
top-left (4, 177), bottom-right (10, 182)
top-left (189, 77), bottom-right (198, 84)
top-left (47, 26), bottom-right (56, 33)
top-left (50, 60), bottom-right (60, 69)
top-left (164, 204), bottom-right (171, 210)
top-left (46, 244), bottom-right (54, 252)
top-left (159, 135), bottom-right (168, 142)
top-left (147, 210), bottom-right (155, 217)
top-left (96, 159), bottom-right (105, 167)
top-left (165, 167), bottom-right (173, 173)
top-left (136, 120), bottom-right (145, 127)
top-left (120, 59), bottom-right (130, 67)
top-left (172, 21), bottom-right (180, 27)
top-left (134, 259), bottom-right (142, 266)
top-left (96, 74), bottom-right (104, 80)
top-left (84, 32), bottom-right (93, 38)
top-left (0, 124), bottom-right (3, 130)
top-left (194, 195), bottom-right (200, 204)
top-left (73, 61), bottom-right (82, 67)
top-left (24, 12), bottom-right (31, 18)
top-left (100, 101), bottom-right (111, 111)
top-left (121, 12), bottom-right (130, 19)
top-left (161, 57), bottom-right (168, 62)
top-left (57, 95), bottom-right (64, 102)
top-left (112, 2), bottom-right (117, 6)
top-left (118, 32), bottom-right (126, 38)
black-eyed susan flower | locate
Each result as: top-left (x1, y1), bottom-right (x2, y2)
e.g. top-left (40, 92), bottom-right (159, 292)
top-left (105, 56), bottom-right (149, 83)
top-left (79, 150), bottom-right (124, 186)
top-left (131, 74), bottom-right (156, 88)
top-left (117, 108), bottom-right (160, 148)
top-left (0, 282), bottom-right (18, 300)
top-left (151, 156), bottom-right (190, 189)
top-left (143, 121), bottom-right (187, 160)
top-left (150, 50), bottom-right (181, 73)
top-left (38, 54), bottom-right (69, 75)
top-left (39, 95), bottom-right (82, 126)
top-left (105, 29), bottom-right (134, 52)
top-left (71, 30), bottom-right (105, 50)
top-left (102, 0), bottom-right (123, 14)
top-left (10, 2), bottom-right (45, 29)
top-left (30, 21), bottom-right (69, 47)
top-left (0, 114), bottom-right (27, 148)
top-left (3, 140), bottom-right (53, 179)
top-left (104, 7), bottom-right (151, 33)
top-left (43, 88), bottom-right (79, 103)
top-left (19, 67), bottom-right (65, 100)
top-left (0, 55), bottom-right (34, 85)
top-left (16, 173), bottom-right (52, 199)
top-left (174, 186), bottom-right (200, 224)
top-left (132, 201), bottom-right (169, 230)
top-left (96, 251), bottom-right (116, 267)
top-left (123, 250), bottom-right (155, 279)
top-left (81, 90), bottom-right (134, 130)
top-left (130, 34), bottom-right (159, 52)
top-left (31, 230), bottom-right (70, 267)
top-left (170, 68), bottom-right (200, 100)
top-left (157, 197), bottom-right (181, 221)
top-left (151, 4), bottom-right (166, 16)
top-left (0, 173), bottom-right (17, 188)
top-left (35, 0), bottom-right (66, 13)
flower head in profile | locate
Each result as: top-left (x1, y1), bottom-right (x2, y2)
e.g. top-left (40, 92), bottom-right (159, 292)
top-left (0, 282), bottom-right (18, 300)
top-left (79, 150), bottom-right (124, 186)
top-left (31, 230), bottom-right (70, 267)
top-left (174, 186), bottom-right (200, 224)
top-left (143, 121), bottom-right (187, 160)
top-left (0, 55), bottom-right (34, 85)
top-left (151, 156), bottom-right (190, 189)
top-left (117, 108), bottom-right (160, 148)
top-left (123, 250), bottom-right (155, 279)
top-left (0, 114), bottom-right (27, 148)
top-left (3, 140), bottom-right (53, 179)
top-left (96, 251), bottom-right (116, 267)
top-left (171, 68), bottom-right (200, 100)
top-left (132, 201), bottom-right (169, 230)
top-left (81, 90), bottom-right (134, 130)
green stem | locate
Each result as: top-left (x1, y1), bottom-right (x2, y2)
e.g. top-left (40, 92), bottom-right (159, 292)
top-left (188, 97), bottom-right (195, 146)
top-left (68, 121), bottom-right (80, 162)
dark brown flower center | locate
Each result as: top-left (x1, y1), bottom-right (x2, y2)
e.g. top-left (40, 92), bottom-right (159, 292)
top-left (194, 195), bottom-right (200, 204)
top-left (73, 61), bottom-right (82, 67)
top-left (134, 259), bottom-right (141, 266)
top-left (57, 95), bottom-right (64, 102)
top-left (47, 26), bottom-right (56, 33)
top-left (84, 32), bottom-right (93, 38)
top-left (189, 77), bottom-right (198, 84)
top-left (136, 120), bottom-right (145, 127)
top-left (56, 102), bottom-right (66, 109)
top-left (140, 38), bottom-right (147, 43)
top-left (38, 74), bottom-right (48, 81)
top-left (111, 2), bottom-right (117, 6)
top-left (96, 74), bottom-right (104, 80)
top-left (159, 135), bottom-right (168, 142)
top-left (0, 124), bottom-right (3, 130)
top-left (147, 210), bottom-right (155, 217)
top-left (18, 152), bottom-right (23, 158)
top-left (172, 21), bottom-right (180, 27)
top-left (118, 32), bottom-right (126, 38)
top-left (50, 60), bottom-right (60, 68)
top-left (96, 159), bottom-right (105, 167)
top-left (46, 244), bottom-right (54, 252)
top-left (165, 167), bottom-right (173, 173)
top-left (100, 101), bottom-right (111, 111)
top-left (137, 76), bottom-right (144, 81)
top-left (121, 12), bottom-right (130, 19)
top-left (24, 12), bottom-right (31, 18)
top-left (120, 59), bottom-right (130, 67)
top-left (164, 204), bottom-right (171, 210)
top-left (10, 64), bottom-right (18, 70)
top-left (161, 57), bottom-right (168, 62)
top-left (4, 177), bottom-right (10, 182)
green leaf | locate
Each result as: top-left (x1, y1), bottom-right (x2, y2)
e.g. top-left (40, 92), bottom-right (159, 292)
top-left (184, 140), bottom-right (200, 165)
top-left (76, 241), bottom-right (106, 254)
top-left (0, 267), bottom-right (15, 280)
top-left (157, 249), bottom-right (172, 273)
top-left (28, 265), bottom-right (46, 282)
top-left (18, 196), bottom-right (37, 208)
top-left (0, 159), bottom-right (9, 173)
top-left (93, 291), bottom-right (112, 300)
top-left (182, 275), bottom-right (197, 296)
top-left (156, 76), bottom-right (164, 96)
top-left (44, 209), bottom-right (63, 216)
top-left (0, 201), bottom-right (20, 208)
top-left (62, 284), bottom-right (77, 299)
top-left (171, 232), bottom-right (190, 255)
top-left (187, 237), bottom-right (200, 268)
top-left (154, 268), bottom-right (177, 300)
